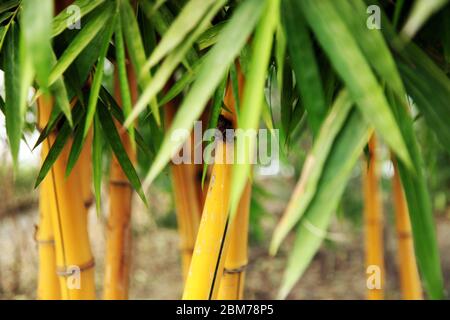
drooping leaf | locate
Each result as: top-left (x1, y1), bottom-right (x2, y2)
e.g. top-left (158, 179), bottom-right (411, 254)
top-left (97, 100), bottom-right (147, 205)
top-left (21, 0), bottom-right (53, 90)
top-left (92, 112), bottom-right (103, 215)
top-left (299, 0), bottom-right (412, 169)
top-left (99, 87), bottom-right (154, 159)
top-left (3, 22), bottom-right (34, 167)
top-left (402, 0), bottom-right (449, 39)
top-left (144, 0), bottom-right (216, 69)
top-left (333, 0), bottom-right (406, 97)
top-left (278, 108), bottom-right (372, 299)
top-left (282, 0), bottom-right (327, 135)
top-left (271, 90), bottom-right (353, 253)
top-left (125, 0), bottom-right (226, 127)
top-left (52, 0), bottom-right (106, 37)
top-left (388, 90), bottom-right (445, 299)
top-left (141, 0), bottom-right (266, 187)
top-left (115, 15), bottom-right (135, 151)
top-left (48, 1), bottom-right (114, 87)
top-left (120, 0), bottom-right (160, 125)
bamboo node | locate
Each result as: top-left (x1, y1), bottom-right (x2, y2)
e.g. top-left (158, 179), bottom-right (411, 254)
top-left (224, 264), bottom-right (247, 274)
top-left (56, 258), bottom-right (95, 277)
top-left (110, 179), bottom-right (132, 188)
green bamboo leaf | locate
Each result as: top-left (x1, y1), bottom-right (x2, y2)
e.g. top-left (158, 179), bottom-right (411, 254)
top-left (120, 0), bottom-right (160, 126)
top-left (196, 21), bottom-right (227, 50)
top-left (402, 0), bottom-right (449, 39)
top-left (270, 90), bottom-right (353, 254)
top-left (388, 90), bottom-right (445, 299)
top-left (140, 0), bottom-right (266, 187)
top-left (158, 57), bottom-right (203, 105)
top-left (201, 77), bottom-right (227, 188)
top-left (381, 8), bottom-right (450, 154)
top-left (93, 112), bottom-right (103, 215)
top-left (48, 1), bottom-right (114, 87)
top-left (83, 15), bottom-right (116, 138)
top-left (333, 0), bottom-right (406, 98)
top-left (115, 15), bottom-right (135, 151)
top-left (35, 104), bottom-right (85, 188)
top-left (0, 11), bottom-right (13, 26)
top-left (99, 87), bottom-right (154, 159)
top-left (21, 0), bottom-right (53, 90)
top-left (97, 100), bottom-right (147, 205)
top-left (52, 0), bottom-right (106, 37)
top-left (282, 0), bottom-right (327, 135)
top-left (279, 108), bottom-right (372, 299)
top-left (399, 63), bottom-right (450, 153)
top-left (125, 0), bottom-right (226, 127)
top-left (229, 0), bottom-right (279, 220)
top-left (0, 0), bottom-right (19, 13)
top-left (144, 0), bottom-right (216, 69)
top-left (3, 22), bottom-right (34, 166)
top-left (299, 0), bottom-right (412, 170)
top-left (49, 52), bottom-right (73, 127)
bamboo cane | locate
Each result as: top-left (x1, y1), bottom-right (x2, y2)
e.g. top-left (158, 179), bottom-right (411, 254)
top-left (392, 158), bottom-right (423, 299)
top-left (103, 65), bottom-right (136, 300)
top-left (36, 96), bottom-right (60, 300)
top-left (166, 102), bottom-right (202, 282)
top-left (217, 182), bottom-right (251, 300)
top-left (182, 125), bottom-right (233, 300)
top-left (363, 135), bottom-right (385, 300)
top-left (217, 64), bottom-right (250, 300)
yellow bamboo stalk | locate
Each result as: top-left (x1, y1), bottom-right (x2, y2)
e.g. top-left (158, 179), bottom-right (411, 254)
top-left (363, 135), bottom-right (385, 300)
top-left (217, 64), bottom-right (250, 300)
top-left (217, 182), bottom-right (251, 300)
top-left (36, 96), bottom-right (60, 300)
top-left (166, 102), bottom-right (202, 282)
top-left (182, 131), bottom-right (233, 300)
top-left (392, 158), bottom-right (423, 299)
top-left (103, 65), bottom-right (136, 300)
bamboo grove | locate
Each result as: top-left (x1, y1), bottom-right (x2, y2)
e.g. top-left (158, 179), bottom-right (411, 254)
top-left (0, 0), bottom-right (449, 300)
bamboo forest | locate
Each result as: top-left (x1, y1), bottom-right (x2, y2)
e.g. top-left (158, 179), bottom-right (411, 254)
top-left (0, 0), bottom-right (449, 302)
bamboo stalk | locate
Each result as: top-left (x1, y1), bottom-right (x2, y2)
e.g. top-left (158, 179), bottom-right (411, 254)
top-left (363, 135), bottom-right (385, 300)
top-left (166, 102), bottom-right (202, 282)
top-left (217, 63), bottom-right (250, 300)
top-left (182, 127), bottom-right (233, 300)
top-left (103, 65), bottom-right (136, 300)
top-left (37, 96), bottom-right (60, 300)
top-left (217, 182), bottom-right (251, 300)
top-left (392, 158), bottom-right (423, 300)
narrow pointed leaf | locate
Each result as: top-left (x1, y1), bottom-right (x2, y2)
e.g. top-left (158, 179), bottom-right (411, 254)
top-left (299, 0), bottom-right (412, 169)
top-left (21, 0), bottom-right (53, 90)
top-left (48, 2), bottom-right (114, 87)
top-left (120, 0), bottom-right (160, 125)
top-left (3, 22), bottom-right (34, 166)
top-left (271, 90), bottom-right (353, 254)
top-left (97, 101), bottom-right (147, 205)
top-left (93, 112), bottom-right (103, 214)
top-left (142, 0), bottom-right (266, 187)
top-left (144, 0), bottom-right (216, 69)
top-left (52, 0), bottom-right (106, 37)
top-left (126, 0), bottom-right (226, 127)
top-left (282, 0), bottom-right (327, 135)
top-left (279, 108), bottom-right (372, 299)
